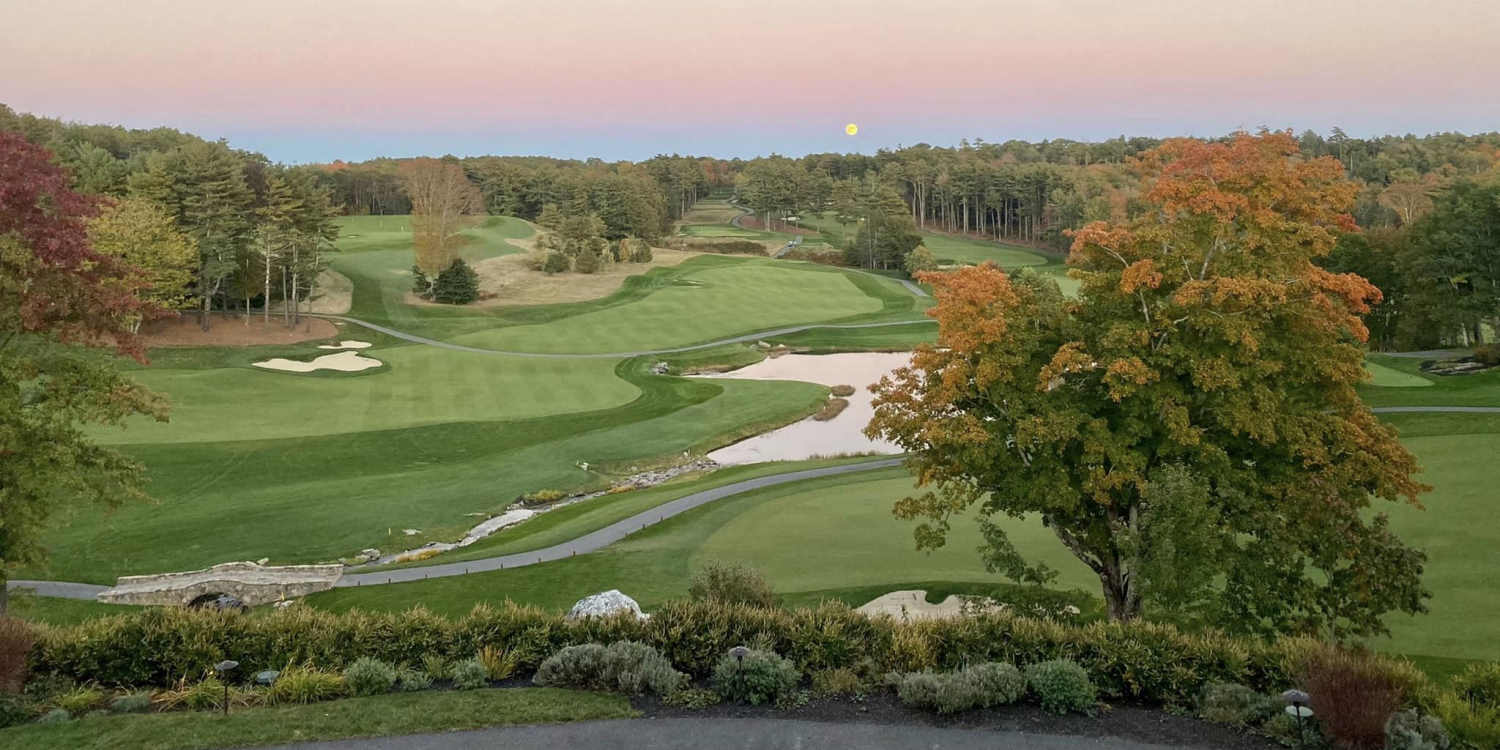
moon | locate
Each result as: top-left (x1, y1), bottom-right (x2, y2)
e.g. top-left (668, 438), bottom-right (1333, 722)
top-left (845, 123), bottom-right (858, 136)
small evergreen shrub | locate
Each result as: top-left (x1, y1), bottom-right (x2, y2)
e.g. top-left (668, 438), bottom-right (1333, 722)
top-left (421, 653), bottom-right (450, 680)
top-left (0, 617), bottom-right (33, 694)
top-left (1197, 681), bottom-right (1279, 726)
top-left (533, 641), bottom-right (684, 696)
top-left (268, 667), bottom-right (346, 705)
top-left (38, 708), bottom-right (70, 724)
top-left (452, 658), bottom-right (487, 690)
top-left (1385, 709), bottom-right (1451, 750)
top-left (410, 265), bottom-right (431, 296)
top-left (53, 685), bottom-right (105, 715)
top-left (1262, 711), bottom-right (1326, 748)
top-left (573, 249), bottom-right (601, 274)
top-left (711, 648), bottom-right (800, 706)
top-left (810, 667), bottom-right (863, 697)
top-left (431, 259), bottom-right (479, 304)
top-left (109, 692), bottom-right (153, 714)
top-left (895, 663), bottom-right (1024, 714)
top-left (542, 251), bottom-right (570, 274)
top-left (688, 562), bottom-right (777, 608)
top-left (1026, 660), bottom-right (1097, 715)
top-left (829, 384), bottom-right (855, 397)
top-left (0, 693), bottom-right (34, 728)
top-left (1301, 646), bottom-right (1406, 750)
top-left (966, 662), bottom-right (1026, 707)
top-left (395, 667), bottom-right (432, 692)
top-left (344, 657), bottom-right (397, 696)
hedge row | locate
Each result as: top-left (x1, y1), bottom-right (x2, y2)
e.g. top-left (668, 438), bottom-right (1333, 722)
top-left (27, 600), bottom-right (1414, 706)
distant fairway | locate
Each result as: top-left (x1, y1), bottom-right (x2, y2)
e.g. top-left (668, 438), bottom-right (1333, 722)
top-left (1366, 360), bottom-right (1434, 387)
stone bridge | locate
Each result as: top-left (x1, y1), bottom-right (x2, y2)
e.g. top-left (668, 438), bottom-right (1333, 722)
top-left (96, 561), bottom-right (344, 607)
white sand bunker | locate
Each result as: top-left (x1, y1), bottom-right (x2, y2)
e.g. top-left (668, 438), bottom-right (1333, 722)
top-left (253, 350), bottom-right (382, 373)
top-left (856, 590), bottom-right (1001, 621)
top-left (317, 340), bottom-right (372, 350)
top-left (696, 352), bottom-right (911, 464)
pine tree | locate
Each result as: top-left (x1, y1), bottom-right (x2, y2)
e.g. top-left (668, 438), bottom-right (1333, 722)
top-left (431, 258), bottom-right (479, 304)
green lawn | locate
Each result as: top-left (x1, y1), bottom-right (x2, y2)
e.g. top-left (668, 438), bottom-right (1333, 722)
top-left (0, 688), bottom-right (634, 750)
top-left (1360, 354), bottom-right (1500, 406)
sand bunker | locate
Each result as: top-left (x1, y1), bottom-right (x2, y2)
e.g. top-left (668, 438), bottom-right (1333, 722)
top-left (252, 350), bottom-right (382, 373)
top-left (856, 590), bottom-right (1000, 621)
top-left (697, 352), bottom-right (911, 464)
top-left (317, 340), bottom-right (372, 350)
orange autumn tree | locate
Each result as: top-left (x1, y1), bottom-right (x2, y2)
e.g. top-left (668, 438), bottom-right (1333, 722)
top-left (868, 132), bottom-right (1428, 636)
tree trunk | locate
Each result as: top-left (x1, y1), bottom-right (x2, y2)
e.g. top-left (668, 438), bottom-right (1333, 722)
top-left (1098, 566), bottom-right (1141, 621)
top-left (0, 579), bottom-right (8, 616)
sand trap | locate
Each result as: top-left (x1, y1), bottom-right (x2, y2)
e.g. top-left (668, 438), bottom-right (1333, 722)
top-left (317, 340), bottom-right (372, 350)
top-left (252, 350), bottom-right (382, 373)
top-left (697, 352), bottom-right (911, 464)
top-left (856, 590), bottom-right (1000, 621)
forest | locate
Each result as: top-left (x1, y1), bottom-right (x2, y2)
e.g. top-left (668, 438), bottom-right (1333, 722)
top-left (3, 101), bottom-right (1496, 347)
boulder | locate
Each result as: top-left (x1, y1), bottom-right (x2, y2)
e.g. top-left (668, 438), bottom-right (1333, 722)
top-left (567, 589), bottom-right (648, 621)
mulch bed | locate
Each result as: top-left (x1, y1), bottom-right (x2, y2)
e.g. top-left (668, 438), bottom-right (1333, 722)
top-left (139, 312), bottom-right (337, 348)
top-left (632, 692), bottom-right (1279, 749)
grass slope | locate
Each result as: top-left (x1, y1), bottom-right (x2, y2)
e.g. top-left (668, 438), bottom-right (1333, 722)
top-left (1360, 354), bottom-right (1500, 406)
top-left (0, 688), bottom-right (634, 750)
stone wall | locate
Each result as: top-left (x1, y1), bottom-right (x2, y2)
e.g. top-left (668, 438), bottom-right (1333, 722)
top-left (97, 561), bottom-right (344, 606)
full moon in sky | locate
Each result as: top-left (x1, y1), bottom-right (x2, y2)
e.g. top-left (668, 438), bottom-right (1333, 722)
top-left (845, 123), bottom-right (858, 136)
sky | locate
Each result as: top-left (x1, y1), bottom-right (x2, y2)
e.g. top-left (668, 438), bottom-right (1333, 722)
top-left (3, 0), bottom-right (1498, 163)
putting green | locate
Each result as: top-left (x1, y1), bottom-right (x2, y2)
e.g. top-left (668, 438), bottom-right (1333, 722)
top-left (450, 261), bottom-right (886, 353)
top-left (1366, 360), bottom-right (1433, 387)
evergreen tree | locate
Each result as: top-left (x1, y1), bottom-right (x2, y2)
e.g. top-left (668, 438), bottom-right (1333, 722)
top-left (573, 247), bottom-right (601, 274)
top-left (542, 251), bottom-right (570, 274)
top-left (431, 258), bottom-right (479, 304)
top-left (411, 265), bottom-right (432, 297)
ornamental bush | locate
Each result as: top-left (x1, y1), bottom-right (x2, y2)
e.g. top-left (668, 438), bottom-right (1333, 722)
top-left (1026, 659), bottom-right (1097, 714)
top-left (431, 259), bottom-right (479, 304)
top-left (267, 667), bottom-right (345, 705)
top-left (451, 659), bottom-right (487, 690)
top-left (109, 692), bottom-right (153, 714)
top-left (1385, 709), bottom-right (1451, 750)
top-left (533, 641), bottom-right (683, 696)
top-left (1196, 681), bottom-right (1279, 726)
top-left (343, 657), bottom-right (397, 696)
top-left (0, 617), bottom-right (34, 694)
top-left (688, 562), bottom-right (777, 608)
top-left (395, 667), bottom-right (431, 692)
top-left (894, 663), bottom-right (1024, 714)
top-left (1453, 661), bottom-right (1500, 707)
top-left (711, 648), bottom-right (800, 706)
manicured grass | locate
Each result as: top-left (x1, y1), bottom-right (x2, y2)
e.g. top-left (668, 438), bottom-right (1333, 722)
top-left (1366, 359), bottom-right (1435, 387)
top-left (5, 591), bottom-right (140, 626)
top-left (307, 467), bottom-right (1097, 617)
top-left (102, 343), bottom-right (637, 444)
top-left (449, 259), bottom-right (891, 353)
top-left (0, 688), bottom-right (634, 750)
top-left (767, 321), bottom-right (937, 351)
top-left (1360, 354), bottom-right (1500, 407)
top-left (27, 362), bottom-right (827, 582)
top-left (334, 214), bottom-right (534, 254)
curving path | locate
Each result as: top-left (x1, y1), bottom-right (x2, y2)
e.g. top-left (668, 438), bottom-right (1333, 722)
top-left (313, 315), bottom-right (934, 358)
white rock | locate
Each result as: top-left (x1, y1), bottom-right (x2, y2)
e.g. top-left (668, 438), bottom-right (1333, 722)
top-left (567, 590), bottom-right (648, 621)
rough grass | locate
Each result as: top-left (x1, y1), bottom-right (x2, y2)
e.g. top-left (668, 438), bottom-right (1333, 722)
top-left (0, 687), bottom-right (634, 750)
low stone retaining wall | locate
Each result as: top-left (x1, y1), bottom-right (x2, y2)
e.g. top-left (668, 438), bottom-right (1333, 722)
top-left (97, 561), bottom-right (344, 606)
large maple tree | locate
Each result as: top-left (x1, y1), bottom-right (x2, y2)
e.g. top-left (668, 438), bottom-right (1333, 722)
top-left (869, 132), bottom-right (1428, 636)
top-left (0, 132), bottom-right (166, 611)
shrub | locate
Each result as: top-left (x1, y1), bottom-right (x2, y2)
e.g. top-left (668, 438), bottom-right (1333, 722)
top-left (395, 667), bottom-right (431, 692)
top-left (966, 662), bottom-right (1026, 707)
top-left (542, 251), bottom-right (570, 274)
top-left (628, 239), bottom-right (653, 263)
top-left (810, 667), bottom-right (863, 697)
top-left (1262, 711), bottom-right (1326, 748)
top-left (0, 617), bottom-right (33, 694)
top-left (1453, 661), bottom-right (1500, 707)
top-left (452, 658), bottom-right (487, 690)
top-left (38, 708), bottom-right (70, 724)
top-left (1300, 646), bottom-right (1406, 750)
top-left (0, 693), bottom-right (34, 728)
top-left (343, 657), bottom-right (397, 696)
top-left (431, 259), bottom-right (479, 304)
top-left (420, 653), bottom-right (450, 680)
top-left (155, 676), bottom-right (262, 712)
top-left (813, 398), bottom-right (849, 421)
top-left (1026, 660), bottom-right (1097, 715)
top-left (268, 667), bottom-right (345, 705)
top-left (895, 663), bottom-right (1024, 714)
top-left (1385, 709), bottom-right (1450, 750)
top-left (534, 642), bottom-right (684, 696)
top-left (573, 249), bottom-right (601, 274)
top-left (410, 265), bottom-right (431, 295)
top-left (477, 646), bottom-right (519, 681)
top-left (711, 648), bottom-right (800, 706)
top-left (53, 685), bottom-right (105, 715)
top-left (109, 692), bottom-right (153, 714)
top-left (1197, 681), bottom-right (1279, 726)
top-left (688, 563), bottom-right (777, 608)
top-left (904, 245), bottom-right (938, 276)
top-left (1434, 691), bottom-right (1500, 750)
top-left (829, 384), bottom-right (855, 397)
top-left (1474, 344), bottom-right (1500, 367)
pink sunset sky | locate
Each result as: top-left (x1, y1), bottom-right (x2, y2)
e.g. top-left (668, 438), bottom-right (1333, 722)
top-left (3, 0), bottom-right (1498, 162)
